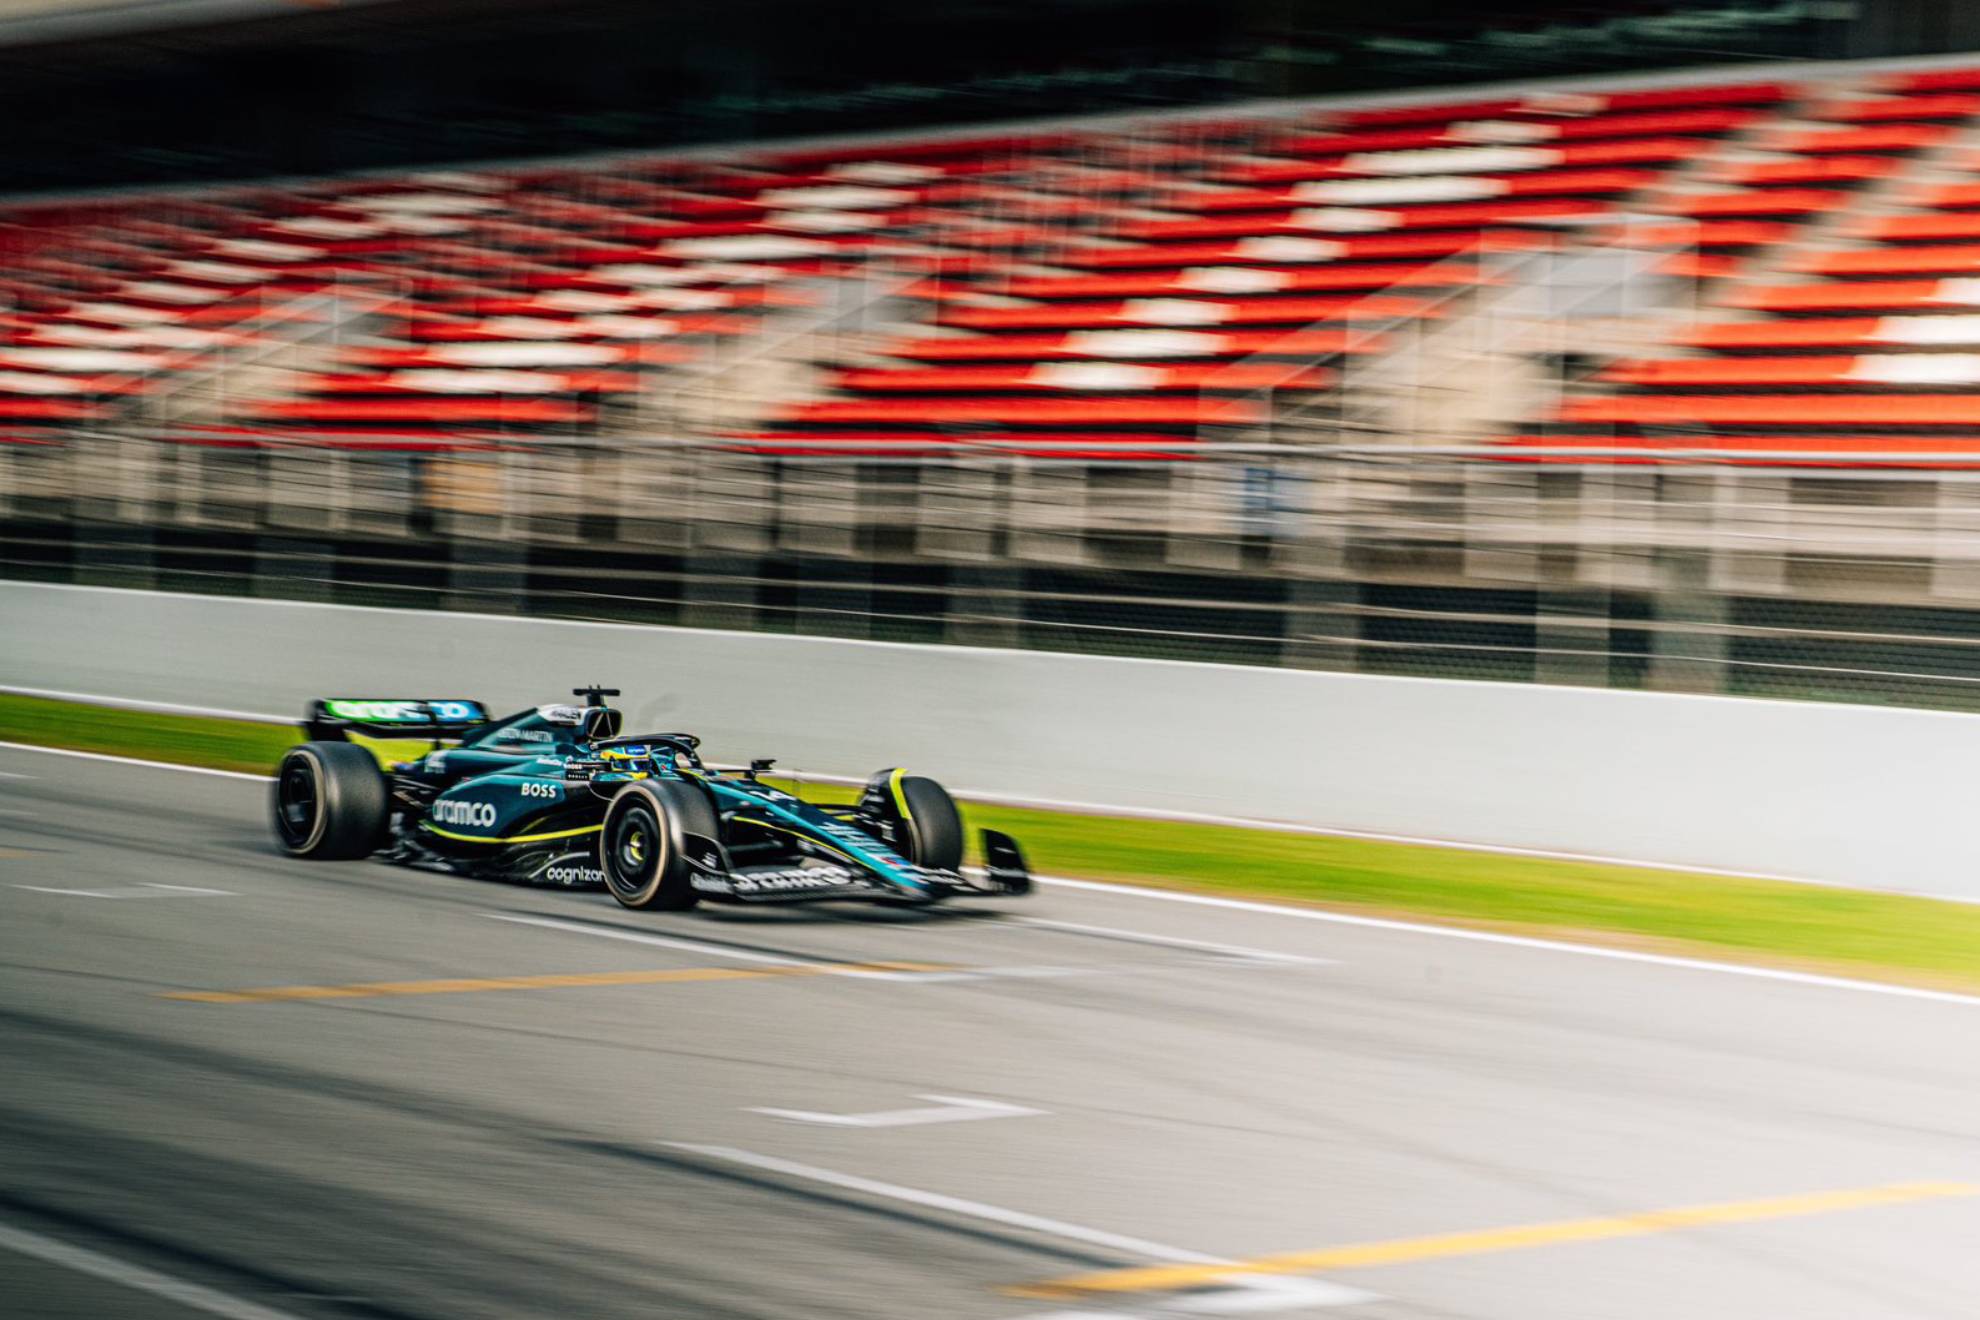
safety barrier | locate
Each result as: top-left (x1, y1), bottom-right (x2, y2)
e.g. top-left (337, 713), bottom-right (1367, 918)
top-left (5, 579), bottom-right (1976, 896)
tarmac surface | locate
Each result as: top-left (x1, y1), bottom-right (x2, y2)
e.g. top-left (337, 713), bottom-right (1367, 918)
top-left (4, 741), bottom-right (1980, 1319)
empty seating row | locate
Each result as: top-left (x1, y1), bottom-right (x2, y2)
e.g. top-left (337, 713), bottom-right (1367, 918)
top-left (1516, 63), bottom-right (1980, 465)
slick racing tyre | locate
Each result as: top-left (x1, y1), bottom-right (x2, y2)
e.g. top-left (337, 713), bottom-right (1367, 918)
top-left (601, 780), bottom-right (718, 911)
top-left (271, 741), bottom-right (390, 860)
top-left (863, 769), bottom-right (964, 872)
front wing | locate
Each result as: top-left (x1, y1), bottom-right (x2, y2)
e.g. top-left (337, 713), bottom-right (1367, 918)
top-left (680, 829), bottom-right (1032, 905)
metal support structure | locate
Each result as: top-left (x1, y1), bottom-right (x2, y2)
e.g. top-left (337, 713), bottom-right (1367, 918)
top-left (1647, 548), bottom-right (1730, 696)
top-left (448, 533), bottom-right (527, 615)
top-left (1282, 578), bottom-right (1359, 672)
top-left (679, 554), bottom-right (759, 632)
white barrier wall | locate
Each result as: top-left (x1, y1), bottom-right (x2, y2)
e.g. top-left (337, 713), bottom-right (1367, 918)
top-left (5, 580), bottom-right (1977, 895)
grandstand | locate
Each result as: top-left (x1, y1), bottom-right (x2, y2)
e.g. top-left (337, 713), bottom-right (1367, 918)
top-left (22, 42), bottom-right (1980, 705)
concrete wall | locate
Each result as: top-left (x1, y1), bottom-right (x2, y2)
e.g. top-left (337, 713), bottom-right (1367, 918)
top-left (5, 580), bottom-right (1976, 895)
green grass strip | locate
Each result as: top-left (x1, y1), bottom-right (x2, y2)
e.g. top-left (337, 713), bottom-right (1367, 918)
top-left (7, 690), bottom-right (1980, 992)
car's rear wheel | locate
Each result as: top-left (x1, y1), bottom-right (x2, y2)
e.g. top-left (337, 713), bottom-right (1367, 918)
top-left (271, 741), bottom-right (390, 860)
top-left (601, 780), bottom-right (717, 910)
top-left (863, 769), bottom-right (964, 871)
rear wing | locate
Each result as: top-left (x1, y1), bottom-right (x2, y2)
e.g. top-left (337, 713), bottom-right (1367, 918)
top-left (302, 698), bottom-right (490, 742)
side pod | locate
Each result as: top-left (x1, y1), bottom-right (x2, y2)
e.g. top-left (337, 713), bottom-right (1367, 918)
top-left (981, 830), bottom-right (1032, 895)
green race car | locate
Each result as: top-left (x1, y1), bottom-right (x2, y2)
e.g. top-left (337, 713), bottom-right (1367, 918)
top-left (270, 687), bottom-right (1030, 911)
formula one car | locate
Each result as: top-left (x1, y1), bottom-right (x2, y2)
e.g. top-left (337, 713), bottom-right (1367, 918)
top-left (269, 688), bottom-right (1030, 910)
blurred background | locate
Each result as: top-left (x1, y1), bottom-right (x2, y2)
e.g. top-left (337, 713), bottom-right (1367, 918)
top-left (15, 1), bottom-right (1980, 713)
top-left (18, 8), bottom-right (1980, 1320)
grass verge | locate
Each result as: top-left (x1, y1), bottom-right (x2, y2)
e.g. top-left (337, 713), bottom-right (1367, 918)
top-left (6, 690), bottom-right (1980, 993)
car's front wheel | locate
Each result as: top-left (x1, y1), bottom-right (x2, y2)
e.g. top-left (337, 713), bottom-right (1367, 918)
top-left (271, 741), bottom-right (389, 860)
top-left (600, 781), bottom-right (718, 911)
top-left (862, 769), bottom-right (965, 871)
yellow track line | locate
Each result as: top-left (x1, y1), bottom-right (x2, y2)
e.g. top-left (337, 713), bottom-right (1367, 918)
top-left (1010, 1180), bottom-right (1980, 1299)
top-left (163, 960), bottom-right (951, 1004)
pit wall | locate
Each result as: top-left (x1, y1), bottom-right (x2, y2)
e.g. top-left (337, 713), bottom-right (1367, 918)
top-left (4, 580), bottom-right (1972, 896)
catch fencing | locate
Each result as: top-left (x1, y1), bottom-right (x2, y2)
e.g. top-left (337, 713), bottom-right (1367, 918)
top-left (14, 440), bottom-right (1980, 710)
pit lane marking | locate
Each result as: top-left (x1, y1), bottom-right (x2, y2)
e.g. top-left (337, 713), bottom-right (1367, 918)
top-left (160, 960), bottom-right (951, 1004)
top-left (1009, 1179), bottom-right (1980, 1302)
top-left (749, 1094), bottom-right (1044, 1128)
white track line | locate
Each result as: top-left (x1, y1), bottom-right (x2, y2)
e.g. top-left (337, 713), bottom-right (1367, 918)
top-left (0, 741), bottom-right (265, 781)
top-left (15, 741), bottom-right (1980, 1013)
top-left (747, 1094), bottom-right (1044, 1128)
top-left (0, 685), bottom-right (290, 723)
top-left (667, 1143), bottom-right (1225, 1263)
top-left (483, 912), bottom-right (809, 965)
top-left (11, 882), bottom-right (235, 899)
top-left (488, 913), bottom-right (1108, 985)
top-left (1035, 875), bottom-right (1980, 1010)
top-left (666, 1146), bottom-right (1375, 1310)
top-left (1013, 916), bottom-right (1321, 966)
top-left (0, 1220), bottom-right (309, 1320)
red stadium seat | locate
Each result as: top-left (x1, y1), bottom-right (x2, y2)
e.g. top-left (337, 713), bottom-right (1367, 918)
top-left (1727, 280), bottom-right (1980, 312)
top-left (1116, 198), bottom-right (1603, 240)
top-left (0, 399), bottom-right (103, 419)
top-left (243, 399), bottom-right (595, 423)
top-left (1560, 394), bottom-right (1980, 425)
top-left (1654, 189), bottom-right (1847, 218)
top-left (1789, 245), bottom-right (1980, 276)
top-left (830, 363), bottom-right (1332, 393)
top-left (1764, 124), bottom-right (1955, 154)
top-left (1818, 93), bottom-right (1980, 121)
top-left (1225, 139), bottom-right (1709, 185)
top-left (1602, 354), bottom-right (1980, 387)
top-left (935, 294), bottom-right (1432, 330)
top-left (1704, 156), bottom-right (1898, 186)
top-left (1676, 317), bottom-right (1980, 349)
top-left (1058, 233), bottom-right (1534, 269)
top-left (880, 329), bottom-right (1379, 361)
top-left (779, 397), bottom-right (1268, 426)
top-left (1168, 169), bottom-right (1656, 213)
top-left (1851, 213), bottom-right (1980, 242)
top-left (299, 369), bottom-right (645, 395)
top-left (999, 262), bottom-right (1497, 300)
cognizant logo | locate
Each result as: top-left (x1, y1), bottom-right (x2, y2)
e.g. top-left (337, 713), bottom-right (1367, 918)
top-left (432, 799), bottom-right (498, 828)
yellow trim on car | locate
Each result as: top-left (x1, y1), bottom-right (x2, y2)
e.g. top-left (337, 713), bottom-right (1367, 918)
top-left (421, 823), bottom-right (604, 844)
top-left (731, 815), bottom-right (866, 868)
top-left (889, 767), bottom-right (912, 821)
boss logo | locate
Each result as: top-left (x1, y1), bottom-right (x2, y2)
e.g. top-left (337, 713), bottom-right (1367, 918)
top-left (433, 799), bottom-right (498, 828)
top-left (518, 782), bottom-right (559, 800)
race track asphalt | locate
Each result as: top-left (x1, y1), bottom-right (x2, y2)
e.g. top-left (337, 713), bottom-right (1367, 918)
top-left (3, 742), bottom-right (1980, 1320)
